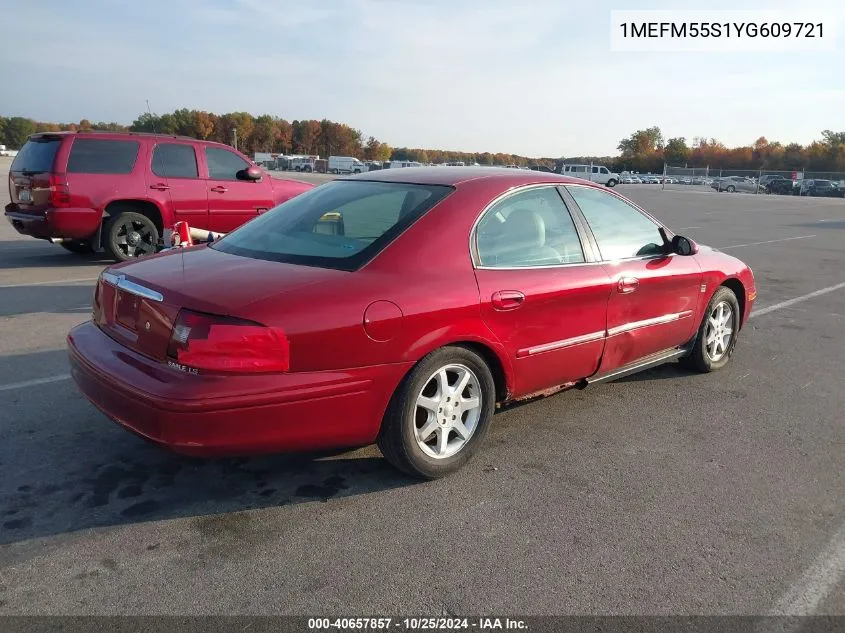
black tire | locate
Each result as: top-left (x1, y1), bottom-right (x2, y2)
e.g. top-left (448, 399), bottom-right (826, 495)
top-left (726, 185), bottom-right (736, 193)
top-left (377, 345), bottom-right (496, 479)
top-left (606, 179), bottom-right (618, 187)
top-left (103, 211), bottom-right (160, 262)
top-left (681, 286), bottom-right (741, 373)
top-left (59, 239), bottom-right (95, 255)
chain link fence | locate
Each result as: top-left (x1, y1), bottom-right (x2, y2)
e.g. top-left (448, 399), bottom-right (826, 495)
top-left (658, 165), bottom-right (845, 198)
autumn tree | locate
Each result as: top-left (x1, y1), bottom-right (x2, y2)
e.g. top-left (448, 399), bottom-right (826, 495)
top-left (663, 137), bottom-right (691, 165)
top-left (3, 117), bottom-right (37, 149)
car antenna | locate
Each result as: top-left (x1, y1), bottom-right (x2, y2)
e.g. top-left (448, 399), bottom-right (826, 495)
top-left (145, 99), bottom-right (159, 134)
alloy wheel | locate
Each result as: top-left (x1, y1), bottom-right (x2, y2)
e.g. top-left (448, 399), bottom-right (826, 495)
top-left (414, 364), bottom-right (482, 459)
top-left (705, 301), bottom-right (734, 362)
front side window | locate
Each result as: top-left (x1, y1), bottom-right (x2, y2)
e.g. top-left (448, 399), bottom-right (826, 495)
top-left (67, 139), bottom-right (139, 174)
top-left (213, 181), bottom-right (452, 270)
top-left (566, 185), bottom-right (665, 260)
top-left (206, 147), bottom-right (250, 180)
top-left (475, 186), bottom-right (585, 267)
top-left (152, 143), bottom-right (198, 179)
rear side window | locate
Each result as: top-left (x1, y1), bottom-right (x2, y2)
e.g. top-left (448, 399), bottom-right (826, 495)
top-left (10, 138), bottom-right (61, 173)
top-left (67, 139), bottom-right (139, 174)
top-left (206, 147), bottom-right (251, 180)
top-left (213, 181), bottom-right (453, 271)
top-left (152, 144), bottom-right (198, 179)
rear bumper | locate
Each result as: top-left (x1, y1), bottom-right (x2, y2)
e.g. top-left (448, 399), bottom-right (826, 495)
top-left (67, 320), bottom-right (412, 456)
top-left (5, 203), bottom-right (101, 240)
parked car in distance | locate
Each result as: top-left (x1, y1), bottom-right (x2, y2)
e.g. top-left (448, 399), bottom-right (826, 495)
top-left (711, 176), bottom-right (759, 193)
top-left (328, 156), bottom-right (367, 175)
top-left (5, 132), bottom-right (314, 261)
top-left (68, 167), bottom-right (756, 479)
top-left (766, 178), bottom-right (798, 195)
top-left (559, 164), bottom-right (620, 187)
top-left (800, 179), bottom-right (843, 197)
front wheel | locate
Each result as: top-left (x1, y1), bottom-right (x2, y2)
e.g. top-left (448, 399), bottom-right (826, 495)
top-left (377, 346), bottom-right (496, 479)
top-left (726, 185), bottom-right (736, 193)
top-left (682, 286), bottom-right (741, 373)
top-left (606, 179), bottom-right (618, 187)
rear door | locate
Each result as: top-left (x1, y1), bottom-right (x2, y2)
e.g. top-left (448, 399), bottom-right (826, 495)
top-left (7, 135), bottom-right (63, 213)
top-left (204, 146), bottom-right (274, 233)
top-left (472, 185), bottom-right (612, 397)
top-left (564, 184), bottom-right (703, 371)
top-left (148, 142), bottom-right (209, 228)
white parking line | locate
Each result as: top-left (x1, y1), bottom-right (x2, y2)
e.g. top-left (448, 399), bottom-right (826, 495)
top-left (0, 374), bottom-right (71, 392)
top-left (750, 281), bottom-right (845, 319)
top-left (719, 235), bottom-right (816, 250)
top-left (768, 523), bottom-right (845, 616)
top-left (676, 226), bottom-right (701, 230)
top-left (0, 277), bottom-right (99, 289)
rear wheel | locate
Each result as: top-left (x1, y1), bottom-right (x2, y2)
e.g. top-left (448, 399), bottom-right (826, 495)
top-left (103, 211), bottom-right (159, 261)
top-left (726, 185), bottom-right (736, 193)
top-left (377, 346), bottom-right (496, 479)
top-left (59, 239), bottom-right (95, 255)
top-left (682, 286), bottom-right (741, 373)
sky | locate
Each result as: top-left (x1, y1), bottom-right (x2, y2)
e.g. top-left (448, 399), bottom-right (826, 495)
top-left (0, 0), bottom-right (843, 158)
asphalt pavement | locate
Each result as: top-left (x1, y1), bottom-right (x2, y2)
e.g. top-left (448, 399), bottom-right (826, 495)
top-left (1, 163), bottom-right (844, 616)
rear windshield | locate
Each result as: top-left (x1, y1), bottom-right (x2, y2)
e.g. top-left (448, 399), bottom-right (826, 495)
top-left (11, 137), bottom-right (61, 174)
top-left (212, 180), bottom-right (453, 271)
top-left (67, 138), bottom-right (139, 174)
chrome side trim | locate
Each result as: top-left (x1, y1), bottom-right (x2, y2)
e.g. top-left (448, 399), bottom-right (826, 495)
top-left (606, 310), bottom-right (694, 337)
top-left (519, 330), bottom-right (606, 357)
top-left (101, 272), bottom-right (164, 303)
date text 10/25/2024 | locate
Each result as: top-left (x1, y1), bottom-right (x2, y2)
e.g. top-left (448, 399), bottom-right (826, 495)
top-left (307, 618), bottom-right (528, 630)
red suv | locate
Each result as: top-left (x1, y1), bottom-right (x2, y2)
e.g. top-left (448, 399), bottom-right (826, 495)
top-left (5, 132), bottom-right (314, 260)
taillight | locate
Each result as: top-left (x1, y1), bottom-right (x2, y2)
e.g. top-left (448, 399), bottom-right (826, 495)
top-left (167, 309), bottom-right (289, 374)
top-left (49, 173), bottom-right (71, 207)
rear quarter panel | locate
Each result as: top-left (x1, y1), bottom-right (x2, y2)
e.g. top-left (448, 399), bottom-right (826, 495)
top-left (64, 137), bottom-right (153, 214)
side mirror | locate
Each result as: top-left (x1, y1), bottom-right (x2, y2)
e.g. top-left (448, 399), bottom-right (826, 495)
top-left (671, 234), bottom-right (698, 256)
top-left (238, 166), bottom-right (263, 181)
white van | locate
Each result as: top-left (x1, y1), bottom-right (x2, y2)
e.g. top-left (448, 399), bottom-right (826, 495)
top-left (328, 156), bottom-right (366, 174)
top-left (560, 164), bottom-right (620, 187)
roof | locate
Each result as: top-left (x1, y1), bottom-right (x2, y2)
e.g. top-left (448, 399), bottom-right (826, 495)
top-left (341, 166), bottom-right (586, 187)
top-left (29, 130), bottom-right (225, 145)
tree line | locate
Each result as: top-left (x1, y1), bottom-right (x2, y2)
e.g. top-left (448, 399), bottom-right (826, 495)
top-left (1, 111), bottom-right (843, 173)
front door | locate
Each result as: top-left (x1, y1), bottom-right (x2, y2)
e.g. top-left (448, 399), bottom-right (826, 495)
top-left (148, 142), bottom-right (209, 229)
top-left (472, 185), bottom-right (612, 397)
top-left (564, 184), bottom-right (703, 371)
top-left (203, 147), bottom-right (274, 233)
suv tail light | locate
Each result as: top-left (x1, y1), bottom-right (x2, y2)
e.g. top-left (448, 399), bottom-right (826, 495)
top-left (49, 173), bottom-right (71, 207)
top-left (167, 309), bottom-right (289, 374)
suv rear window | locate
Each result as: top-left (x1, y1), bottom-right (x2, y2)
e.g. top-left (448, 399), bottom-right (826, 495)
top-left (67, 139), bottom-right (139, 174)
top-left (213, 181), bottom-right (453, 271)
top-left (10, 137), bottom-right (61, 173)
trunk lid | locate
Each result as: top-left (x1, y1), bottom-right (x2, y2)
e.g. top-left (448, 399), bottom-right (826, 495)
top-left (8, 136), bottom-right (63, 212)
top-left (95, 245), bottom-right (347, 361)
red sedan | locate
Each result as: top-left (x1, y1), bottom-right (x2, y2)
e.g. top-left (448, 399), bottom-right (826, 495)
top-left (68, 168), bottom-right (757, 479)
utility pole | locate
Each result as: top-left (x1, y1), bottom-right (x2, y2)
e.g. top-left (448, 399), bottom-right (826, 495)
top-left (232, 128), bottom-right (238, 151)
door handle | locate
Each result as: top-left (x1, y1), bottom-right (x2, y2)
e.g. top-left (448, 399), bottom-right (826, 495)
top-left (618, 277), bottom-right (639, 294)
top-left (210, 186), bottom-right (228, 194)
top-left (491, 290), bottom-right (525, 311)
top-left (149, 183), bottom-right (169, 191)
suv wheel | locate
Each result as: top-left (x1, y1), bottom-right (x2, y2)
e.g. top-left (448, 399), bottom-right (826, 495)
top-left (59, 240), bottom-right (95, 255)
top-left (103, 211), bottom-right (160, 261)
top-left (606, 179), bottom-right (618, 187)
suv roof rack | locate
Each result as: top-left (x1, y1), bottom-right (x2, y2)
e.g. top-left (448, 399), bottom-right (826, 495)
top-left (76, 130), bottom-right (198, 141)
